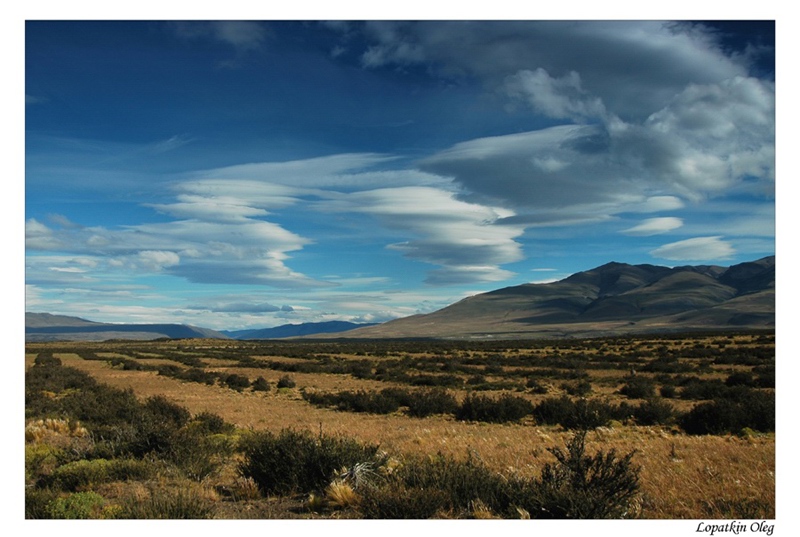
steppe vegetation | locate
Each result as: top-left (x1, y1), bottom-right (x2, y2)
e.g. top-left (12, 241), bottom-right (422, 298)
top-left (25, 331), bottom-right (775, 519)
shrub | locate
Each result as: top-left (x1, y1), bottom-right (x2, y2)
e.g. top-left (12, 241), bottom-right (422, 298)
top-left (223, 373), bottom-right (251, 391)
top-left (359, 453), bottom-right (510, 518)
top-left (455, 393), bottom-right (533, 423)
top-left (632, 398), bottom-right (675, 426)
top-left (619, 377), bottom-right (656, 399)
top-left (659, 385), bottom-right (677, 398)
top-left (251, 376), bottom-right (271, 392)
top-left (239, 428), bottom-right (382, 495)
top-left (405, 388), bottom-right (459, 418)
top-left (48, 458), bottom-right (152, 491)
top-left (277, 375), bottom-right (296, 389)
top-left (533, 396), bottom-right (576, 426)
top-left (515, 430), bottom-right (640, 518)
top-left (47, 491), bottom-right (108, 519)
top-left (560, 399), bottom-right (615, 430)
top-left (679, 390), bottom-right (775, 435)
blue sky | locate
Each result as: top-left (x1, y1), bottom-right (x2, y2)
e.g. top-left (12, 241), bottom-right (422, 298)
top-left (24, 19), bottom-right (776, 330)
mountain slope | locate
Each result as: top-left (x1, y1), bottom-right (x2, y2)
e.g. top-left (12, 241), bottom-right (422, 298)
top-left (223, 321), bottom-right (377, 339)
top-left (339, 256), bottom-right (775, 339)
top-left (25, 313), bottom-right (229, 342)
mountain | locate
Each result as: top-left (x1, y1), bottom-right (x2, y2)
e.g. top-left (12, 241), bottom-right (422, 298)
top-left (25, 313), bottom-right (230, 342)
top-left (336, 256), bottom-right (775, 339)
top-left (223, 321), bottom-right (378, 340)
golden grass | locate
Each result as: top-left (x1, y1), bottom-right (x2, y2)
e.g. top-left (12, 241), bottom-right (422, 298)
top-left (28, 337), bottom-right (775, 519)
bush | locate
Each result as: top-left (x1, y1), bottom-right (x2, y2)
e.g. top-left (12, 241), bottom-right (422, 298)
top-left (360, 453), bottom-right (510, 518)
top-left (277, 375), bottom-right (296, 389)
top-left (251, 376), bottom-right (270, 392)
top-left (533, 396), bottom-right (576, 426)
top-left (455, 393), bottom-right (533, 423)
top-left (239, 428), bottom-right (382, 495)
top-left (47, 491), bottom-right (109, 519)
top-left (619, 377), bottom-right (656, 399)
top-left (48, 458), bottom-right (152, 491)
top-left (679, 390), bottom-right (774, 435)
top-left (632, 398), bottom-right (675, 426)
top-left (516, 430), bottom-right (640, 518)
top-left (406, 388), bottom-right (459, 418)
top-left (223, 373), bottom-right (251, 391)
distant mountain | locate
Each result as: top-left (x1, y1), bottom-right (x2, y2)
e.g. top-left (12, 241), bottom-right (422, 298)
top-left (25, 313), bottom-right (229, 342)
top-left (338, 256), bottom-right (775, 339)
top-left (223, 321), bottom-right (378, 340)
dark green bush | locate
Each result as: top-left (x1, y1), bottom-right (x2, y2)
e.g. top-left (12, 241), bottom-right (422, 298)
top-left (223, 373), bottom-right (251, 391)
top-left (533, 396), bottom-right (576, 426)
top-left (251, 376), bottom-right (271, 392)
top-left (619, 377), bottom-right (656, 399)
top-left (455, 393), bottom-right (533, 423)
top-left (514, 430), bottom-right (640, 518)
top-left (238, 428), bottom-right (382, 495)
top-left (276, 375), bottom-right (296, 389)
top-left (405, 388), bottom-right (459, 418)
top-left (632, 398), bottom-right (675, 426)
top-left (679, 390), bottom-right (774, 435)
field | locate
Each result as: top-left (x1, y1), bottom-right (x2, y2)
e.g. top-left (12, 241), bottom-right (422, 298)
top-left (25, 331), bottom-right (775, 520)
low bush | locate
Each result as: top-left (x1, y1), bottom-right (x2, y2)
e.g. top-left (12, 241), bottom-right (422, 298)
top-left (251, 376), bottom-right (270, 392)
top-left (276, 375), bottom-right (296, 389)
top-left (406, 388), bottom-right (459, 418)
top-left (47, 491), bottom-right (109, 519)
top-left (679, 390), bottom-right (774, 435)
top-left (455, 393), bottom-right (533, 423)
top-left (223, 373), bottom-right (251, 391)
top-left (238, 428), bottom-right (382, 495)
top-left (619, 377), bottom-right (656, 399)
top-left (520, 430), bottom-right (641, 518)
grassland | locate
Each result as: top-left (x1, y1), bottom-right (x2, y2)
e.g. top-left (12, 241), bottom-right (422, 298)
top-left (25, 331), bottom-right (775, 519)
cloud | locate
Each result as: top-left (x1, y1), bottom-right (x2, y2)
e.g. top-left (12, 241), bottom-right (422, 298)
top-left (170, 21), bottom-right (268, 51)
top-left (322, 186), bottom-right (526, 285)
top-left (622, 217), bottom-right (684, 236)
top-left (650, 236), bottom-right (735, 261)
top-left (340, 21), bottom-right (753, 122)
top-left (505, 68), bottom-right (607, 122)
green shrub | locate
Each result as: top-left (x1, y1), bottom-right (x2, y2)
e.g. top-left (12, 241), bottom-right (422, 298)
top-left (619, 377), bottom-right (656, 399)
top-left (405, 388), bottom-right (458, 418)
top-left (516, 430), bottom-right (640, 518)
top-left (455, 393), bottom-right (533, 423)
top-left (25, 487), bottom-right (59, 519)
top-left (533, 396), bottom-right (576, 426)
top-left (679, 390), bottom-right (774, 435)
top-left (358, 481), bottom-right (450, 519)
top-left (223, 373), bottom-right (251, 391)
top-left (239, 428), bottom-right (382, 495)
top-left (251, 376), bottom-right (271, 392)
top-left (48, 458), bottom-right (152, 491)
top-left (632, 398), bottom-right (675, 426)
top-left (277, 375), bottom-right (296, 389)
top-left (48, 491), bottom-right (108, 519)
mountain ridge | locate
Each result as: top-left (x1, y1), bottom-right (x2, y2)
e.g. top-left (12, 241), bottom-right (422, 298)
top-left (26, 256), bottom-right (775, 341)
top-left (335, 256), bottom-right (774, 339)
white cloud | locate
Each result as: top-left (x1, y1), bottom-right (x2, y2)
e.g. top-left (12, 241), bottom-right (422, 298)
top-left (622, 217), bottom-right (684, 236)
top-left (650, 236), bottom-right (735, 261)
top-left (505, 68), bottom-right (607, 122)
top-left (322, 186), bottom-right (525, 284)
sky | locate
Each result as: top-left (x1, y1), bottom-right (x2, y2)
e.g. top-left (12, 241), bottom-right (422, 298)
top-left (24, 17), bottom-right (777, 330)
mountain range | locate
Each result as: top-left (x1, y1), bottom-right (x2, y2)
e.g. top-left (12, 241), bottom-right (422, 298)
top-left (26, 256), bottom-right (774, 342)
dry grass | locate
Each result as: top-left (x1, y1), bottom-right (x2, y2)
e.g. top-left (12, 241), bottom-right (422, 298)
top-left (26, 335), bottom-right (775, 519)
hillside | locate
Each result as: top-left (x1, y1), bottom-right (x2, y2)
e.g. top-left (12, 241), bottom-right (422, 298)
top-left (223, 321), bottom-right (377, 340)
top-left (25, 313), bottom-right (230, 342)
top-left (337, 256), bottom-right (775, 339)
